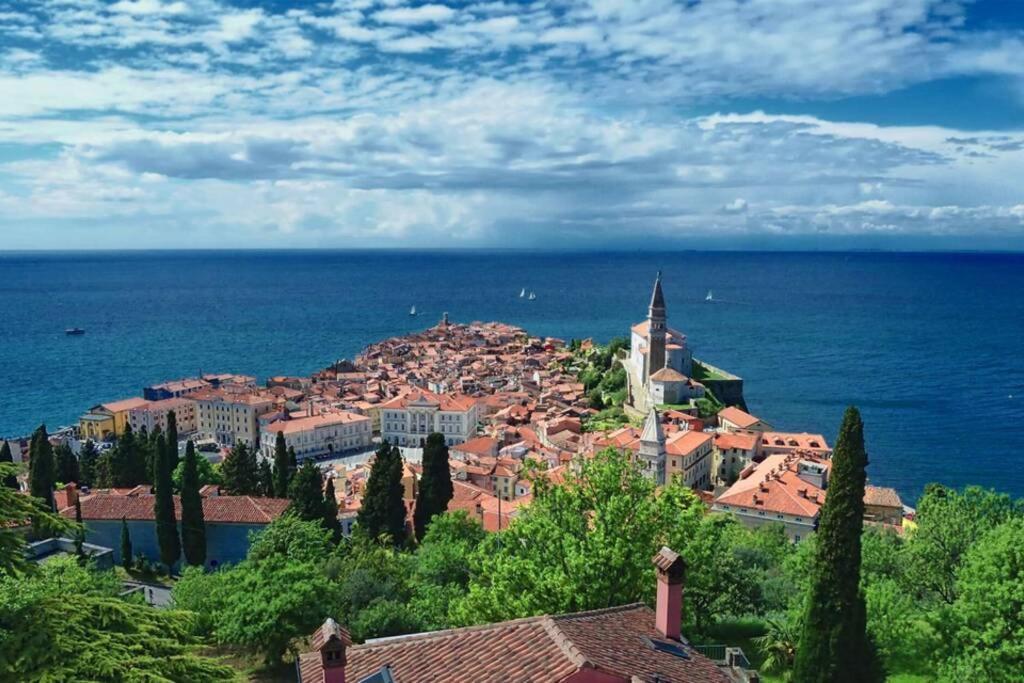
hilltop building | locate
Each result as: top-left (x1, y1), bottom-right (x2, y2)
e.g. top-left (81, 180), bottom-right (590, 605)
top-left (624, 273), bottom-right (704, 414)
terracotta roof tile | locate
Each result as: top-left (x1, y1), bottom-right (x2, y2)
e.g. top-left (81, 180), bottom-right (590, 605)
top-left (62, 493), bottom-right (289, 524)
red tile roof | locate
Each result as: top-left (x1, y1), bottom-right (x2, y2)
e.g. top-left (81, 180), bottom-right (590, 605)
top-left (717, 407), bottom-right (762, 429)
top-left (714, 453), bottom-right (829, 517)
top-left (298, 604), bottom-right (728, 683)
top-left (61, 493), bottom-right (289, 524)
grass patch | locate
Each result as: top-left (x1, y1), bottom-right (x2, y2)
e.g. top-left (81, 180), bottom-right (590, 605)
top-left (692, 360), bottom-right (729, 382)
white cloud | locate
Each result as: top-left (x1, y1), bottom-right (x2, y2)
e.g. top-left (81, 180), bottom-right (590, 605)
top-left (373, 4), bottom-right (457, 26)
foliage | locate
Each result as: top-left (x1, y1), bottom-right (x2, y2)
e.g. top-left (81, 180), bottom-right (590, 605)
top-left (0, 501), bottom-right (232, 681)
top-left (793, 406), bottom-right (883, 683)
top-left (568, 337), bottom-right (630, 410)
top-left (272, 432), bottom-right (291, 498)
top-left (0, 442), bottom-right (16, 490)
top-left (78, 439), bottom-right (99, 488)
top-left (413, 432), bottom-right (453, 541)
top-left (99, 423), bottom-right (148, 488)
top-left (357, 441), bottom-right (407, 545)
top-left (154, 434), bottom-right (181, 572)
top-left (754, 616), bottom-right (798, 679)
top-left (54, 442), bottom-right (80, 486)
top-left (180, 441), bottom-right (207, 567)
top-left (288, 461), bottom-right (334, 535)
top-left (166, 409), bottom-right (180, 471)
top-left (581, 405), bottom-right (631, 432)
top-left (173, 450), bottom-right (220, 491)
top-left (120, 517), bottom-right (133, 571)
top-left (937, 518), bottom-right (1024, 682)
top-left (27, 425), bottom-right (55, 512)
top-left (0, 462), bottom-right (73, 576)
top-left (220, 442), bottom-right (258, 496)
top-left (455, 449), bottom-right (705, 624)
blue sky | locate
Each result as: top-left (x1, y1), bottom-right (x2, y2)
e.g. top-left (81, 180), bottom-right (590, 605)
top-left (1, 0), bottom-right (1023, 250)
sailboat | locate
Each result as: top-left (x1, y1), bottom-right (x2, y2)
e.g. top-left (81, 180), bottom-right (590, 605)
top-left (705, 290), bottom-right (713, 302)
top-left (528, 292), bottom-right (536, 301)
top-left (409, 305), bottom-right (417, 316)
top-left (519, 288), bottom-right (526, 298)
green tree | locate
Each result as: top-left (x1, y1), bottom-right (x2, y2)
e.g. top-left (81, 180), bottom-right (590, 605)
top-left (257, 458), bottom-right (273, 497)
top-left (120, 517), bottom-right (133, 571)
top-left (110, 423), bottom-right (146, 487)
top-left (272, 431), bottom-right (291, 497)
top-left (220, 441), bottom-right (258, 495)
top-left (173, 450), bottom-right (220, 491)
top-left (0, 441), bottom-right (17, 489)
top-left (28, 425), bottom-right (56, 512)
top-left (939, 518), bottom-right (1024, 681)
top-left (0, 558), bottom-right (235, 681)
top-left (288, 461), bottom-right (328, 522)
top-left (77, 440), bottom-right (98, 488)
top-left (180, 440), bottom-right (207, 567)
top-left (54, 442), bottom-right (79, 485)
top-left (153, 435), bottom-right (181, 573)
top-left (792, 406), bottom-right (883, 683)
top-left (413, 432), bottom-right (454, 541)
top-left (409, 510), bottom-right (486, 629)
top-left (0, 462), bottom-right (72, 576)
top-left (322, 477), bottom-right (341, 541)
top-left (457, 448), bottom-right (703, 624)
top-left (357, 442), bottom-right (407, 545)
top-left (165, 410), bottom-right (179, 471)
top-left (905, 484), bottom-right (1021, 605)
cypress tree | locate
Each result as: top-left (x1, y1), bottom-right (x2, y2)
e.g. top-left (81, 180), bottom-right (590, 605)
top-left (322, 477), bottom-right (341, 541)
top-left (120, 516), bottom-right (133, 571)
top-left (288, 446), bottom-right (297, 480)
top-left (144, 425), bottom-right (159, 485)
top-left (78, 440), bottom-right (98, 488)
top-left (165, 411), bottom-right (179, 471)
top-left (792, 406), bottom-right (884, 683)
top-left (112, 423), bottom-right (144, 487)
top-left (28, 425), bottom-right (55, 511)
top-left (74, 496), bottom-right (83, 524)
top-left (153, 435), bottom-right (181, 574)
top-left (221, 442), bottom-right (257, 495)
top-left (257, 459), bottom-right (273, 497)
top-left (179, 441), bottom-right (207, 567)
top-left (272, 431), bottom-right (290, 497)
top-left (358, 442), bottom-right (407, 545)
top-left (413, 432), bottom-right (454, 540)
top-left (288, 461), bottom-right (327, 522)
top-left (0, 441), bottom-right (17, 489)
top-left (54, 442), bottom-right (80, 485)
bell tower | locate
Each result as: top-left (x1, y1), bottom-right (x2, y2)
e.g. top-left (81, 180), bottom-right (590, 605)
top-left (639, 407), bottom-right (666, 485)
top-left (646, 271), bottom-right (667, 383)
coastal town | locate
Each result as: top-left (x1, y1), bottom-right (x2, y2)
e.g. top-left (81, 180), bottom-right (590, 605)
top-left (4, 273), bottom-right (907, 557)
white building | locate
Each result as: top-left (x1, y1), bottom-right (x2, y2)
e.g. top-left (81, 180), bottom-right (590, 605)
top-left (260, 411), bottom-right (372, 462)
top-left (193, 389), bottom-right (275, 447)
top-left (128, 397), bottom-right (198, 436)
top-left (380, 389), bottom-right (479, 447)
top-left (665, 429), bottom-right (713, 490)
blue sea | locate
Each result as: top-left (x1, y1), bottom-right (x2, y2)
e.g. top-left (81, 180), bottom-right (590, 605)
top-left (1, 250), bottom-right (1022, 503)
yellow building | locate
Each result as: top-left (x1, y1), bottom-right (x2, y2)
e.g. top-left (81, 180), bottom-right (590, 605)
top-left (78, 397), bottom-right (150, 441)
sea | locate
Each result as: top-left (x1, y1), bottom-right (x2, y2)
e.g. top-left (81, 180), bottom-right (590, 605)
top-left (1, 249), bottom-right (1022, 504)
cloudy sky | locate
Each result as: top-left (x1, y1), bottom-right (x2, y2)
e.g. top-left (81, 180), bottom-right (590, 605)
top-left (1, 0), bottom-right (1023, 250)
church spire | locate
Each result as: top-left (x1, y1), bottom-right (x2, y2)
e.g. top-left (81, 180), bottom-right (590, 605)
top-left (646, 271), bottom-right (667, 381)
top-left (639, 406), bottom-right (666, 485)
top-left (649, 270), bottom-right (666, 314)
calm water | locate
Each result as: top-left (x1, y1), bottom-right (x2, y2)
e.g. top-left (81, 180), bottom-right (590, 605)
top-left (1, 250), bottom-right (1022, 503)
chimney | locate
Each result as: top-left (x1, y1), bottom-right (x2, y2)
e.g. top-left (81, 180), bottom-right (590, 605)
top-left (652, 546), bottom-right (686, 641)
top-left (316, 618), bottom-right (350, 683)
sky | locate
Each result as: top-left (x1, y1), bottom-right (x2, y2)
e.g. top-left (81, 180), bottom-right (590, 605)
top-left (1, 0), bottom-right (1023, 250)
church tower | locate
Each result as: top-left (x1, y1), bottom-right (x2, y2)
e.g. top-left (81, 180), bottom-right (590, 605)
top-left (639, 406), bottom-right (666, 485)
top-left (646, 271), bottom-right (667, 383)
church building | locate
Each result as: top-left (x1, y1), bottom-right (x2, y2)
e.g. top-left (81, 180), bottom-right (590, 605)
top-left (624, 273), bottom-right (705, 414)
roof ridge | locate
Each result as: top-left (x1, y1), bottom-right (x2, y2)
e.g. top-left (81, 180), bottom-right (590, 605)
top-left (540, 617), bottom-right (591, 669)
top-left (550, 602), bottom-right (649, 622)
top-left (354, 613), bottom-right (551, 651)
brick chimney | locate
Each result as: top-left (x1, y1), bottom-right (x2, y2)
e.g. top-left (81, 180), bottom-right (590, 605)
top-left (315, 618), bottom-right (351, 683)
top-left (652, 546), bottom-right (686, 641)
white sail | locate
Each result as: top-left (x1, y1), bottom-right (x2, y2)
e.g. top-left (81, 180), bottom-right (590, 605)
top-left (519, 288), bottom-right (526, 297)
top-left (528, 292), bottom-right (536, 300)
top-left (410, 305), bottom-right (416, 315)
top-left (705, 290), bottom-right (713, 301)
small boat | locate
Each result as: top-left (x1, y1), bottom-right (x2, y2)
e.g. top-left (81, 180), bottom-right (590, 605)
top-left (519, 288), bottom-right (526, 298)
top-left (528, 292), bottom-right (536, 301)
top-left (65, 327), bottom-right (85, 336)
top-left (409, 306), bottom-right (417, 316)
top-left (705, 290), bottom-right (713, 302)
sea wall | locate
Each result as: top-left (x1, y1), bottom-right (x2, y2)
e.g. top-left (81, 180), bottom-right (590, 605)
top-left (693, 358), bottom-right (748, 411)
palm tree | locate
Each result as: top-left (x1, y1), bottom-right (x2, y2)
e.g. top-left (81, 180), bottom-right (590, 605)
top-left (754, 616), bottom-right (798, 680)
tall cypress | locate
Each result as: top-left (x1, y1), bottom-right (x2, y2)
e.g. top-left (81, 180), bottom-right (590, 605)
top-left (358, 442), bottom-right (407, 545)
top-left (28, 425), bottom-right (55, 511)
top-left (165, 410), bottom-right (179, 471)
top-left (54, 443), bottom-right (80, 485)
top-left (413, 432), bottom-right (453, 540)
top-left (0, 441), bottom-right (18, 489)
top-left (221, 441), bottom-right (258, 495)
top-left (272, 431), bottom-right (290, 497)
top-left (257, 459), bottom-right (273, 497)
top-left (120, 516), bottom-right (133, 570)
top-left (322, 477), bottom-right (341, 541)
top-left (792, 406), bottom-right (884, 683)
top-left (153, 435), bottom-right (181, 574)
top-left (288, 461), bottom-right (327, 522)
top-left (179, 440), bottom-right (207, 567)
top-left (112, 423), bottom-right (144, 487)
top-left (78, 440), bottom-right (98, 488)
top-left (74, 496), bottom-right (83, 524)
